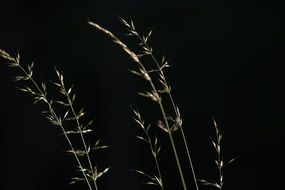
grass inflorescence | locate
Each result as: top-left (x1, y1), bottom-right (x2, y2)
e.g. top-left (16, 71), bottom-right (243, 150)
top-left (0, 49), bottom-right (109, 190)
top-left (1, 17), bottom-right (236, 190)
top-left (199, 118), bottom-right (236, 190)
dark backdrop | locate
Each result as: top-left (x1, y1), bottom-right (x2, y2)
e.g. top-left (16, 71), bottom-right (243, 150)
top-left (1, 0), bottom-right (285, 190)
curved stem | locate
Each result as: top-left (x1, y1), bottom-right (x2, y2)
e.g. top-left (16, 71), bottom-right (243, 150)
top-left (64, 87), bottom-right (98, 190)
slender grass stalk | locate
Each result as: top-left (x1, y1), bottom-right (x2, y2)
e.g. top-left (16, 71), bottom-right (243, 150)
top-left (145, 41), bottom-right (199, 190)
top-left (88, 20), bottom-right (188, 190)
top-left (128, 23), bottom-right (199, 190)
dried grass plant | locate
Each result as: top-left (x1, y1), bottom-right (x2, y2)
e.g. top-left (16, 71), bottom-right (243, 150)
top-left (1, 17), bottom-right (235, 190)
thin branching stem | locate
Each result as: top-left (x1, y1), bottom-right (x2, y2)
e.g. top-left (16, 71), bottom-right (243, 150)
top-left (20, 67), bottom-right (93, 190)
top-left (22, 71), bottom-right (93, 190)
top-left (0, 51), bottom-right (93, 190)
top-left (62, 83), bottom-right (98, 190)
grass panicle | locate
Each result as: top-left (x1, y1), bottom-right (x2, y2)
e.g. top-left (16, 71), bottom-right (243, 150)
top-left (0, 49), bottom-right (109, 190)
top-left (199, 118), bottom-right (236, 190)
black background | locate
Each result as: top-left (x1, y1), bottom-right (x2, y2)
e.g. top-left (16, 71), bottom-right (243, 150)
top-left (1, 0), bottom-right (285, 190)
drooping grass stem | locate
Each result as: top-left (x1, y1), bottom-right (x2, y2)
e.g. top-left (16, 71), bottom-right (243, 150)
top-left (88, 22), bottom-right (188, 190)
